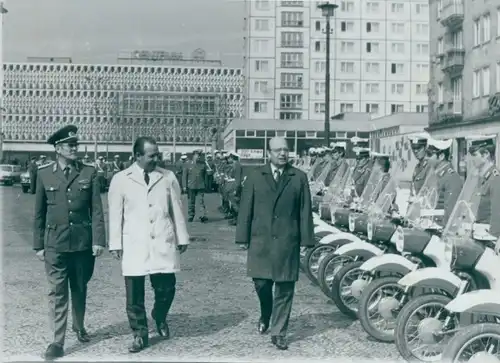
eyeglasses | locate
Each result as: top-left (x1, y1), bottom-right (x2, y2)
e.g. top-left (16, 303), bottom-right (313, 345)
top-left (270, 148), bottom-right (289, 153)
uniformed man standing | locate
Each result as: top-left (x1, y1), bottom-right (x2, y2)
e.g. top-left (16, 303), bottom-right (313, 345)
top-left (175, 154), bottom-right (188, 192)
top-left (351, 142), bottom-right (373, 199)
top-left (425, 138), bottom-right (463, 226)
top-left (182, 149), bottom-right (208, 222)
top-left (408, 133), bottom-right (431, 197)
top-left (205, 153), bottom-right (216, 192)
top-left (227, 152), bottom-right (243, 226)
top-left (33, 125), bottom-right (106, 360)
top-left (29, 156), bottom-right (39, 194)
top-left (95, 156), bottom-right (106, 193)
top-left (465, 136), bottom-right (500, 242)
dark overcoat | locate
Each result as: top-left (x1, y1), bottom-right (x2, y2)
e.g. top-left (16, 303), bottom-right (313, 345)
top-left (235, 163), bottom-right (315, 282)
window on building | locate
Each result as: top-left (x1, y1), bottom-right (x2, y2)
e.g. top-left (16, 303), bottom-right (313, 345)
top-left (415, 3), bottom-right (428, 14)
top-left (365, 103), bottom-right (379, 114)
top-left (473, 70), bottom-right (481, 98)
top-left (280, 94), bottom-right (303, 109)
top-left (340, 103), bottom-right (354, 113)
top-left (482, 13), bottom-right (491, 43)
top-left (255, 60), bottom-right (269, 72)
top-left (366, 22), bottom-right (379, 33)
top-left (253, 39), bottom-right (270, 53)
top-left (483, 67), bottom-right (490, 96)
top-left (315, 61), bottom-right (326, 73)
top-left (255, 19), bottom-right (270, 31)
top-left (314, 102), bottom-right (326, 113)
top-left (340, 82), bottom-right (355, 93)
top-left (254, 101), bottom-right (268, 112)
top-left (315, 20), bottom-right (321, 31)
top-left (340, 61), bottom-right (355, 73)
top-left (390, 104), bottom-right (404, 113)
top-left (451, 30), bottom-right (463, 49)
top-left (437, 82), bottom-right (444, 103)
top-left (281, 11), bottom-right (304, 27)
top-left (391, 42), bottom-right (405, 53)
top-left (255, 0), bottom-right (270, 10)
top-left (416, 23), bottom-right (429, 35)
top-left (315, 41), bottom-right (323, 52)
top-left (497, 8), bottom-right (500, 37)
top-left (281, 0), bottom-right (304, 6)
top-left (341, 1), bottom-right (354, 12)
top-left (451, 77), bottom-right (462, 100)
top-left (340, 21), bottom-right (354, 32)
top-left (416, 84), bottom-right (427, 95)
top-left (366, 1), bottom-right (379, 13)
top-left (473, 19), bottom-right (481, 46)
top-left (391, 83), bottom-right (404, 94)
top-left (416, 43), bottom-right (429, 55)
top-left (391, 3), bottom-right (404, 13)
top-left (391, 63), bottom-right (404, 74)
top-left (279, 111), bottom-right (302, 119)
top-left (280, 73), bottom-right (303, 88)
top-left (341, 41), bottom-right (354, 52)
top-left (365, 83), bottom-right (380, 94)
top-left (416, 105), bottom-right (428, 113)
top-left (281, 31), bottom-right (304, 47)
top-left (254, 81), bottom-right (269, 93)
top-left (497, 63), bottom-right (500, 92)
top-left (438, 37), bottom-right (444, 54)
top-left (366, 42), bottom-right (379, 53)
top-left (281, 52), bottom-right (303, 68)
top-left (391, 23), bottom-right (404, 34)
top-left (365, 62), bottom-right (380, 73)
top-left (314, 81), bottom-right (326, 95)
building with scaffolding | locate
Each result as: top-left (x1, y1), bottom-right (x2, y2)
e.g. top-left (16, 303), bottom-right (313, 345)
top-left (1, 52), bottom-right (244, 162)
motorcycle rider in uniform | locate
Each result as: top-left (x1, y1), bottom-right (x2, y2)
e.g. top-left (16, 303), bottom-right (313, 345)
top-left (175, 154), bottom-right (188, 192)
top-left (323, 142), bottom-right (348, 187)
top-left (408, 133), bottom-right (431, 197)
top-left (350, 137), bottom-right (374, 198)
top-left (425, 138), bottom-right (463, 226)
top-left (227, 152), bottom-right (243, 226)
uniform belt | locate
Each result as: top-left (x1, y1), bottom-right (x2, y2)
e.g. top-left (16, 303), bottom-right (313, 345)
top-left (420, 209), bottom-right (444, 217)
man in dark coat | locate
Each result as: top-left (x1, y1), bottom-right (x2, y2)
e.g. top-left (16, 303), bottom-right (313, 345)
top-left (235, 137), bottom-right (314, 351)
top-left (182, 149), bottom-right (208, 222)
top-left (33, 125), bottom-right (106, 360)
top-left (29, 156), bottom-right (38, 194)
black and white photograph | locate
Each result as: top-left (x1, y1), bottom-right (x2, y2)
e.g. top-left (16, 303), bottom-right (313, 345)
top-left (2, 0), bottom-right (500, 362)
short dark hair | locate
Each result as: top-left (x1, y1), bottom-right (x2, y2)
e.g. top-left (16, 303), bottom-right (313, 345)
top-left (133, 136), bottom-right (157, 157)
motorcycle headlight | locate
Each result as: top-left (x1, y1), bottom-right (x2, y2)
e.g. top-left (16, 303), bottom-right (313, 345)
top-left (348, 214), bottom-right (356, 232)
top-left (330, 211), bottom-right (336, 224)
top-left (367, 220), bottom-right (373, 241)
top-left (391, 226), bottom-right (404, 252)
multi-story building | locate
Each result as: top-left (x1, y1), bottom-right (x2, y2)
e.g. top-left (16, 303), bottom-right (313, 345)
top-left (1, 59), bottom-right (244, 160)
top-left (243, 0), bottom-right (430, 121)
top-left (426, 0), bottom-right (500, 167)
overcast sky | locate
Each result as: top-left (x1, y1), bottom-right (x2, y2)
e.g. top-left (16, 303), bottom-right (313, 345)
top-left (3, 0), bottom-right (246, 67)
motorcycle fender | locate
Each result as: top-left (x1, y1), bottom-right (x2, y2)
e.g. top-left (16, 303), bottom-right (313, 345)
top-left (398, 267), bottom-right (460, 295)
top-left (360, 253), bottom-right (418, 275)
top-left (334, 240), bottom-right (384, 259)
top-left (319, 232), bottom-right (362, 245)
top-left (445, 290), bottom-right (500, 315)
top-left (314, 225), bottom-right (339, 235)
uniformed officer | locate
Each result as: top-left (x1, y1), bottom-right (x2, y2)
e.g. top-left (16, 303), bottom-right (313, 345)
top-left (29, 156), bottom-right (39, 194)
top-left (175, 154), bottom-right (188, 191)
top-left (33, 125), bottom-right (106, 360)
top-left (310, 147), bottom-right (328, 180)
top-left (226, 152), bottom-right (243, 225)
top-left (408, 133), bottom-right (431, 197)
top-left (205, 153), bottom-right (216, 192)
top-left (464, 136), bottom-right (500, 244)
top-left (38, 154), bottom-right (47, 166)
top-left (219, 151), bottom-right (233, 217)
top-left (182, 149), bottom-right (208, 222)
top-left (425, 138), bottom-right (463, 226)
top-left (323, 142), bottom-right (348, 187)
top-left (350, 137), bottom-right (373, 198)
top-left (95, 156), bottom-right (106, 192)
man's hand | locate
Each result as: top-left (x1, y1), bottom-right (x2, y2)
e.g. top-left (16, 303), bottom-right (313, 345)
top-left (92, 245), bottom-right (105, 257)
top-left (177, 245), bottom-right (188, 254)
top-left (35, 249), bottom-right (45, 261)
top-left (110, 250), bottom-right (123, 260)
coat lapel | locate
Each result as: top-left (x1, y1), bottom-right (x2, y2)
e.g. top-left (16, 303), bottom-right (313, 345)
top-left (275, 165), bottom-right (294, 202)
top-left (148, 169), bottom-right (164, 191)
top-left (126, 164), bottom-right (147, 187)
top-left (262, 164), bottom-right (277, 192)
top-left (66, 163), bottom-right (81, 187)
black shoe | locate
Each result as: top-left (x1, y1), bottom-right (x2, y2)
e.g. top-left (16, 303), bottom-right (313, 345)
top-left (258, 319), bottom-right (269, 334)
top-left (155, 320), bottom-right (170, 339)
top-left (128, 335), bottom-right (148, 353)
top-left (74, 328), bottom-right (90, 343)
top-left (199, 216), bottom-right (208, 223)
top-left (271, 335), bottom-right (288, 350)
top-left (44, 343), bottom-right (64, 360)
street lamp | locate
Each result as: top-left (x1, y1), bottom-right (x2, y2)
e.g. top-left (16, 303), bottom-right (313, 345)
top-left (85, 76), bottom-right (106, 160)
top-left (317, 1), bottom-right (338, 147)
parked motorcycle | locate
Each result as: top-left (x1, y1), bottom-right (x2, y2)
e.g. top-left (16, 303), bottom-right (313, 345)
top-left (394, 171), bottom-right (500, 362)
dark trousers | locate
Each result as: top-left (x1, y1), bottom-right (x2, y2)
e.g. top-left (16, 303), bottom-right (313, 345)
top-left (44, 250), bottom-right (95, 345)
top-left (253, 278), bottom-right (295, 337)
top-left (187, 188), bottom-right (206, 218)
top-left (125, 273), bottom-right (176, 338)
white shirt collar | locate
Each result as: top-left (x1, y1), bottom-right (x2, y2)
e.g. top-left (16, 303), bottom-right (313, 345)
top-left (270, 163), bottom-right (284, 175)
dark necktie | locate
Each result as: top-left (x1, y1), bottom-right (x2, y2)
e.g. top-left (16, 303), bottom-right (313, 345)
top-left (64, 166), bottom-right (70, 180)
top-left (144, 171), bottom-right (150, 185)
top-left (274, 169), bottom-right (281, 182)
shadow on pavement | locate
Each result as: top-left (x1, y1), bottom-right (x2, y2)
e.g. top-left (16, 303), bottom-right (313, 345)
top-left (287, 312), bottom-right (355, 343)
top-left (64, 311), bottom-right (248, 355)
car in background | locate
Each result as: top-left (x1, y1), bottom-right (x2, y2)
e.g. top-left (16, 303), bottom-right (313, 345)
top-left (0, 164), bottom-right (22, 186)
top-left (20, 170), bottom-right (31, 193)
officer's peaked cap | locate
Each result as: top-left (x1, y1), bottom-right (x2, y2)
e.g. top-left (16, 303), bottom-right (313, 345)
top-left (229, 151), bottom-right (240, 158)
top-left (40, 155), bottom-right (46, 158)
top-left (332, 142), bottom-right (347, 150)
top-left (47, 125), bottom-right (78, 145)
top-left (467, 134), bottom-right (496, 153)
top-left (371, 151), bottom-right (390, 158)
top-left (192, 149), bottom-right (203, 155)
top-left (114, 154), bottom-right (120, 158)
top-left (180, 154), bottom-right (188, 159)
top-left (427, 138), bottom-right (453, 151)
top-left (309, 147), bottom-right (317, 154)
top-left (354, 147), bottom-right (371, 158)
top-left (409, 132), bottom-right (430, 147)
top-left (351, 136), bottom-right (370, 148)
top-left (98, 156), bottom-right (104, 160)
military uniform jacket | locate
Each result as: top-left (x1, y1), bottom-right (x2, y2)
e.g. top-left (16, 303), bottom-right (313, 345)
top-left (412, 159), bottom-right (430, 196)
top-left (436, 161), bottom-right (463, 225)
top-left (324, 159), bottom-right (346, 186)
top-left (182, 160), bottom-right (207, 190)
top-left (312, 160), bottom-right (327, 180)
top-left (231, 161), bottom-right (243, 190)
top-left (175, 160), bottom-right (185, 176)
top-left (476, 165), bottom-right (500, 236)
top-left (352, 161), bottom-right (373, 198)
top-left (33, 161), bottom-right (106, 252)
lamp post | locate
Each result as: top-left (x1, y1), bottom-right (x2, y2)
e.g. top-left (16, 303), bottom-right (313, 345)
top-left (0, 3), bottom-right (7, 162)
top-left (85, 76), bottom-right (106, 161)
top-left (317, 1), bottom-right (338, 147)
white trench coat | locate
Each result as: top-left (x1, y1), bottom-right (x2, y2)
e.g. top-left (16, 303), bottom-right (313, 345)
top-left (108, 163), bottom-right (189, 276)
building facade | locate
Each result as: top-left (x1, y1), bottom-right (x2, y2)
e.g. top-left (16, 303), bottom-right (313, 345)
top-left (427, 0), bottom-right (500, 168)
top-left (1, 61), bottom-right (244, 158)
top-left (243, 0), bottom-right (430, 121)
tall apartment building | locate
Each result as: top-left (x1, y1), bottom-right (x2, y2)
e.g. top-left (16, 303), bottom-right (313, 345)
top-left (243, 0), bottom-right (430, 121)
top-left (426, 0), bottom-right (500, 167)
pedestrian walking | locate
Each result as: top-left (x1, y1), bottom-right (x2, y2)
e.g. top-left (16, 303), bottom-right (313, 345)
top-left (235, 136), bottom-right (315, 351)
top-left (182, 149), bottom-right (208, 222)
top-left (33, 125), bottom-right (106, 360)
top-left (108, 136), bottom-right (189, 353)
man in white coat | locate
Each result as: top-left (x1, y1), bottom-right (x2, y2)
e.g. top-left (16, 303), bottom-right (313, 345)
top-left (108, 136), bottom-right (190, 353)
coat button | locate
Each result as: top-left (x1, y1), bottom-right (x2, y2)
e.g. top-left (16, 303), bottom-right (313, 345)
top-left (67, 188), bottom-right (71, 192)
top-left (149, 204), bottom-right (153, 207)
top-left (150, 219), bottom-right (154, 223)
top-left (151, 235), bottom-right (155, 239)
top-left (68, 200), bottom-right (72, 203)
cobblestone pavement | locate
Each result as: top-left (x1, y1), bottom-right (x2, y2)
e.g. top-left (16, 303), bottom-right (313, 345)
top-left (2, 186), bottom-right (401, 361)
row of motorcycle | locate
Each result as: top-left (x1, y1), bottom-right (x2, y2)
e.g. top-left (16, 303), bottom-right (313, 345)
top-left (297, 157), bottom-right (500, 363)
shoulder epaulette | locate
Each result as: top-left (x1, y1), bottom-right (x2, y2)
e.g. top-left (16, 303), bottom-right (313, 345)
top-left (38, 162), bottom-right (55, 170)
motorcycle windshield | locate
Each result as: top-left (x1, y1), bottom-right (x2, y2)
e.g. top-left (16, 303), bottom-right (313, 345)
top-left (306, 158), bottom-right (321, 180)
top-left (357, 165), bottom-right (385, 209)
top-left (327, 161), bottom-right (356, 213)
top-left (442, 164), bottom-right (482, 261)
top-left (311, 160), bottom-right (336, 191)
top-left (368, 160), bottom-right (403, 220)
top-left (324, 160), bottom-right (354, 200)
top-left (405, 168), bottom-right (440, 227)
